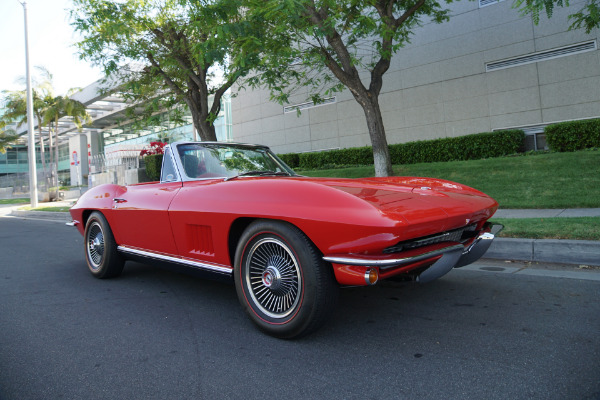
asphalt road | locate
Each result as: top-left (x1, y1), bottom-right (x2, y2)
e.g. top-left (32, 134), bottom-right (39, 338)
top-left (1, 217), bottom-right (599, 400)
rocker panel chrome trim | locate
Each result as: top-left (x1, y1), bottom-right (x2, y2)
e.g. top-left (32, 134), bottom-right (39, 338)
top-left (117, 246), bottom-right (232, 275)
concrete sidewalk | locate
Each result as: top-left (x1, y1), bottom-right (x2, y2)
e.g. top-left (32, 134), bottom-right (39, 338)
top-left (494, 208), bottom-right (600, 218)
top-left (0, 200), bottom-right (75, 221)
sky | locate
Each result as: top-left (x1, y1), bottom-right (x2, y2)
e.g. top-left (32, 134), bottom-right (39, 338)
top-left (0, 0), bottom-right (102, 96)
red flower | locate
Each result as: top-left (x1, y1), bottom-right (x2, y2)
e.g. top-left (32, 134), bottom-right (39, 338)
top-left (140, 141), bottom-right (167, 156)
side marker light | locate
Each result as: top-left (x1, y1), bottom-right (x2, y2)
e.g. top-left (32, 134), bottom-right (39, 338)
top-left (365, 268), bottom-right (379, 285)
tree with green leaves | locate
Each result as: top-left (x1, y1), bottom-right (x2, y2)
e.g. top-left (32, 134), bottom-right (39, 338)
top-left (71, 0), bottom-right (260, 141)
top-left (1, 89), bottom-right (50, 174)
top-left (1, 67), bottom-right (58, 176)
top-left (0, 125), bottom-right (19, 154)
top-left (514, 0), bottom-right (599, 33)
top-left (244, 0), bottom-right (452, 177)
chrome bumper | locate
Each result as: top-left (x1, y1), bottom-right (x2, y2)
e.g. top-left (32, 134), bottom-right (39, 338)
top-left (454, 223), bottom-right (503, 269)
top-left (323, 223), bottom-right (503, 284)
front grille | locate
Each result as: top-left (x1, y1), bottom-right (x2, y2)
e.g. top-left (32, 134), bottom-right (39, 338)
top-left (383, 224), bottom-right (477, 254)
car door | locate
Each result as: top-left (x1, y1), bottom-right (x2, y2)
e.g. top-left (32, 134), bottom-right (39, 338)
top-left (110, 181), bottom-right (183, 256)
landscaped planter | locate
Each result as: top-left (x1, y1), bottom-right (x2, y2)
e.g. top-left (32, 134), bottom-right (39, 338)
top-left (38, 191), bottom-right (59, 202)
top-left (144, 154), bottom-right (163, 181)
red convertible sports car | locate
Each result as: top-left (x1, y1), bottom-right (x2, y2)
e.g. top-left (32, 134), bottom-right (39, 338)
top-left (69, 141), bottom-right (501, 338)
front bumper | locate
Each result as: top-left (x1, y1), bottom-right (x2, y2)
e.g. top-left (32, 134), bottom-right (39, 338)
top-left (324, 223), bottom-right (503, 285)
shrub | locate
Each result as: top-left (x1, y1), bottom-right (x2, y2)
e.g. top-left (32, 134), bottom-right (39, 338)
top-left (278, 153), bottom-right (300, 169)
top-left (390, 130), bottom-right (524, 165)
top-left (298, 146), bottom-right (373, 169)
top-left (144, 154), bottom-right (163, 181)
top-left (278, 130), bottom-right (524, 169)
top-left (545, 118), bottom-right (600, 152)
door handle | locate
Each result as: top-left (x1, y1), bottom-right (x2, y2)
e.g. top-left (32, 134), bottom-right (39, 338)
top-left (113, 198), bottom-right (127, 203)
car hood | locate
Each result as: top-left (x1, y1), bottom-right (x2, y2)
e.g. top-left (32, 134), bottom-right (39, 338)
top-left (294, 176), bottom-right (498, 233)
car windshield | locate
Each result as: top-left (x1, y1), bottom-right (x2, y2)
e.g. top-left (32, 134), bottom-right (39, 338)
top-left (176, 143), bottom-right (296, 179)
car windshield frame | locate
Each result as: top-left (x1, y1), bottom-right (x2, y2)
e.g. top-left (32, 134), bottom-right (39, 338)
top-left (167, 142), bottom-right (297, 182)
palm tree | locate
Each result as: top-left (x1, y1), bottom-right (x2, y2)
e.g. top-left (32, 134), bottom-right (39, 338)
top-left (2, 67), bottom-right (91, 196)
top-left (1, 89), bottom-right (56, 190)
top-left (6, 67), bottom-right (56, 176)
top-left (0, 125), bottom-right (19, 154)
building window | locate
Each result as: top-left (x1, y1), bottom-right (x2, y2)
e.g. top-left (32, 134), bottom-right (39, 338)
top-left (479, 0), bottom-right (505, 7)
top-left (486, 41), bottom-right (597, 72)
top-left (7, 151), bottom-right (17, 164)
top-left (283, 97), bottom-right (336, 113)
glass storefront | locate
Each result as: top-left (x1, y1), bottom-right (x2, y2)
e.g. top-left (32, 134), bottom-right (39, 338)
top-left (103, 93), bottom-right (232, 154)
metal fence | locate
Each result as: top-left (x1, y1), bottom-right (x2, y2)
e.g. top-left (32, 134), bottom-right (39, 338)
top-left (88, 150), bottom-right (144, 187)
top-left (0, 170), bottom-right (52, 199)
top-left (89, 152), bottom-right (140, 175)
top-left (1, 147), bottom-right (145, 196)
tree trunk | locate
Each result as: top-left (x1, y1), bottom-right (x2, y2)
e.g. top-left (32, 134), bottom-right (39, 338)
top-left (187, 95), bottom-right (217, 142)
top-left (36, 119), bottom-right (53, 193)
top-left (38, 128), bottom-right (51, 192)
top-left (54, 120), bottom-right (60, 196)
top-left (37, 125), bottom-right (46, 174)
top-left (354, 94), bottom-right (393, 177)
top-left (48, 128), bottom-right (53, 167)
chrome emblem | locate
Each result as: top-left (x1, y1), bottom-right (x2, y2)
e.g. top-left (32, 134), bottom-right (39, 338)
top-left (262, 270), bottom-right (274, 287)
top-left (262, 265), bottom-right (282, 291)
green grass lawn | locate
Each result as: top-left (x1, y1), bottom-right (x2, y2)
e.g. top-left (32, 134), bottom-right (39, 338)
top-left (492, 217), bottom-right (600, 240)
top-left (19, 205), bottom-right (71, 212)
top-left (0, 198), bottom-right (29, 205)
top-left (299, 149), bottom-right (600, 209)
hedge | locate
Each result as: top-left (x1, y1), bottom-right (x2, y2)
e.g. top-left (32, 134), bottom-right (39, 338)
top-left (277, 153), bottom-right (299, 168)
top-left (545, 118), bottom-right (600, 152)
top-left (278, 129), bottom-right (525, 169)
top-left (144, 154), bottom-right (163, 181)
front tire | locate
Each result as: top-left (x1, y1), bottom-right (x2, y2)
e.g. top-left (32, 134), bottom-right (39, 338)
top-left (234, 220), bottom-right (338, 339)
top-left (84, 211), bottom-right (124, 279)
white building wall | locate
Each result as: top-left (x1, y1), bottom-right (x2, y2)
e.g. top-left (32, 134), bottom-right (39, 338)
top-left (232, 0), bottom-right (600, 154)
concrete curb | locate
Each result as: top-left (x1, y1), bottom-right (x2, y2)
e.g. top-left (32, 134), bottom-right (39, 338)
top-left (10, 210), bottom-right (71, 222)
top-left (485, 238), bottom-right (600, 267)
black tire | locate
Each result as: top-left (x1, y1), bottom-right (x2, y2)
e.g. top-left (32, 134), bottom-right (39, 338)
top-left (234, 220), bottom-right (338, 339)
top-left (84, 211), bottom-right (124, 279)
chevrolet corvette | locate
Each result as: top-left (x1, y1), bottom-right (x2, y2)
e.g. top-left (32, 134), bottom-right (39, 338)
top-left (69, 141), bottom-right (501, 338)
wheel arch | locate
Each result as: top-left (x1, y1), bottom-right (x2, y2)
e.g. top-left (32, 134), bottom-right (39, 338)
top-left (81, 209), bottom-right (96, 228)
top-left (227, 217), bottom-right (326, 268)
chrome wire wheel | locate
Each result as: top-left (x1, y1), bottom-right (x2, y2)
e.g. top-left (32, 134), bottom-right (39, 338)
top-left (86, 221), bottom-right (105, 270)
top-left (83, 212), bottom-right (124, 279)
top-left (235, 220), bottom-right (339, 338)
top-left (245, 237), bottom-right (302, 319)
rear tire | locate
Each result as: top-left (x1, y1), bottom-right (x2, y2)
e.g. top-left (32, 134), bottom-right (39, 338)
top-left (84, 211), bottom-right (124, 279)
top-left (234, 220), bottom-right (338, 339)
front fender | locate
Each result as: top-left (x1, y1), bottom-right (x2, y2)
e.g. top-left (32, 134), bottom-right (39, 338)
top-left (69, 184), bottom-right (125, 235)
